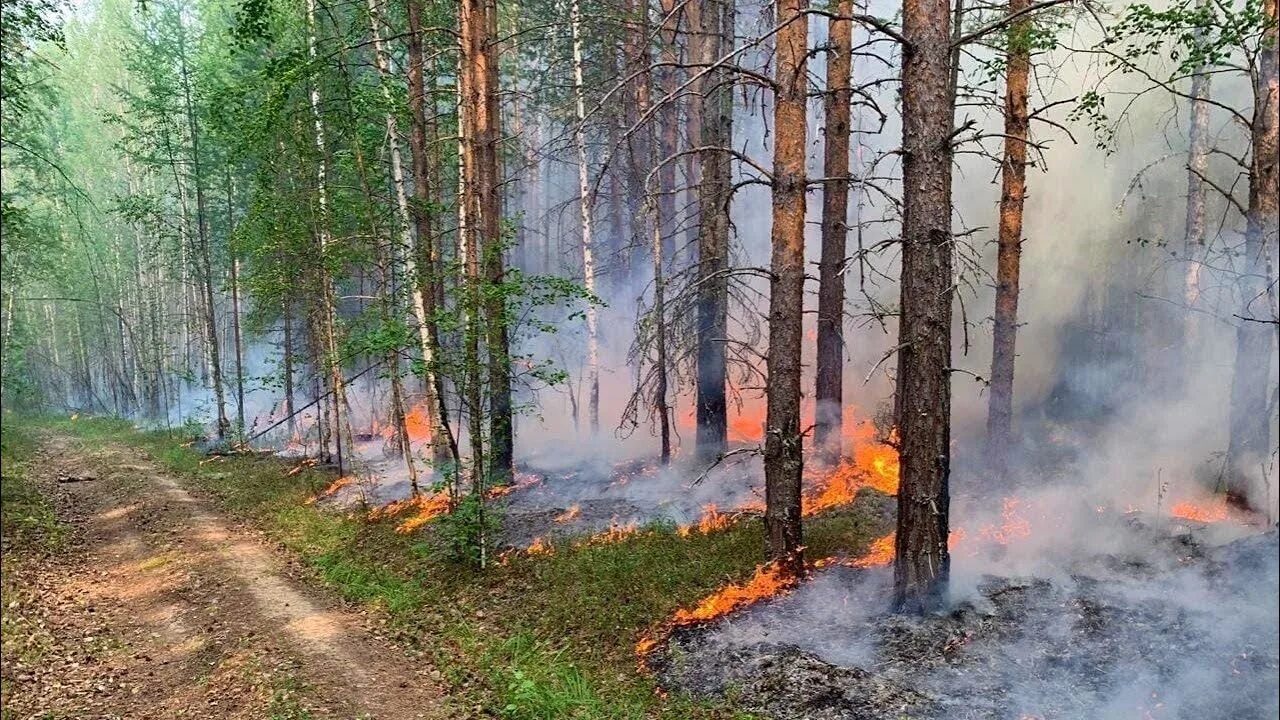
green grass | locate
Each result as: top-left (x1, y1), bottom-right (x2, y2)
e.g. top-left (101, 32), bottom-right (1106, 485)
top-left (0, 415), bottom-right (67, 552)
top-left (22, 414), bottom-right (890, 720)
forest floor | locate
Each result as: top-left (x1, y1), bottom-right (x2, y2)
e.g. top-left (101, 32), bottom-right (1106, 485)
top-left (1, 416), bottom-right (889, 719)
top-left (0, 425), bottom-right (451, 719)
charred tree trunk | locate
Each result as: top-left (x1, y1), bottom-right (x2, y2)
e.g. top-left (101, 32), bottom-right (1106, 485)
top-left (985, 0), bottom-right (1030, 477)
top-left (815, 0), bottom-right (853, 463)
top-left (1226, 0), bottom-right (1278, 509)
top-left (894, 0), bottom-right (954, 613)
top-left (763, 0), bottom-right (809, 577)
top-left (695, 0), bottom-right (735, 460)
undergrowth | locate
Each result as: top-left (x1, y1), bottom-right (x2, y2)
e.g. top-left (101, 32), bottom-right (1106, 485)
top-left (27, 415), bottom-right (890, 720)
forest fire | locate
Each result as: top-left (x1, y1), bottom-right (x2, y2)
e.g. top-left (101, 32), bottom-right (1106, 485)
top-left (368, 491), bottom-right (452, 533)
top-left (1170, 498), bottom-right (1231, 523)
top-left (851, 532), bottom-right (895, 567)
top-left (678, 504), bottom-right (733, 536)
top-left (672, 561), bottom-right (798, 626)
top-left (304, 475), bottom-right (355, 505)
top-left (553, 504), bottom-right (581, 523)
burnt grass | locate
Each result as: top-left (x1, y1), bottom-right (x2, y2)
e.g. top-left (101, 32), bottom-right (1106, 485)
top-left (655, 524), bottom-right (1279, 720)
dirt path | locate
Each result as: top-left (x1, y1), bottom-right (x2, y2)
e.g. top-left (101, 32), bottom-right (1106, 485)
top-left (2, 433), bottom-right (454, 720)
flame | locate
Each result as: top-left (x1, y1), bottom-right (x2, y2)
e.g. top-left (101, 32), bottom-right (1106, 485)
top-left (851, 532), bottom-right (895, 567)
top-left (672, 561), bottom-right (798, 626)
top-left (554, 504), bottom-right (581, 524)
top-left (977, 497), bottom-right (1032, 544)
top-left (526, 536), bottom-right (552, 555)
top-left (678, 504), bottom-right (733, 537)
top-left (403, 404), bottom-right (433, 443)
top-left (589, 517), bottom-right (640, 543)
top-left (1169, 498), bottom-right (1230, 523)
top-left (367, 491), bottom-right (452, 533)
top-left (487, 472), bottom-right (543, 499)
top-left (305, 475), bottom-right (355, 505)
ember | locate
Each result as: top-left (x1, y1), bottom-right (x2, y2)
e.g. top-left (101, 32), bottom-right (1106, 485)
top-left (1170, 498), bottom-right (1230, 523)
top-left (554, 504), bottom-right (581, 523)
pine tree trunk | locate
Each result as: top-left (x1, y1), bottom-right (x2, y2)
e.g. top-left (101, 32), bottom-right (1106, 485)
top-left (763, 0), bottom-right (809, 578)
top-left (895, 0), bottom-right (954, 613)
top-left (470, 0), bottom-right (513, 485)
top-left (985, 0), bottom-right (1030, 478)
top-left (1226, 0), bottom-right (1278, 509)
top-left (570, 0), bottom-right (601, 435)
top-left (815, 0), bottom-right (853, 464)
top-left (695, 0), bottom-right (734, 460)
top-left (656, 0), bottom-right (680, 263)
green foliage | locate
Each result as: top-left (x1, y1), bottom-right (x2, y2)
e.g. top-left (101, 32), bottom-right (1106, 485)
top-left (434, 491), bottom-right (503, 566)
top-left (45, 418), bottom-right (855, 719)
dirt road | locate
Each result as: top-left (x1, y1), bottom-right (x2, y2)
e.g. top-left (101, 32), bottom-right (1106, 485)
top-left (2, 433), bottom-right (453, 719)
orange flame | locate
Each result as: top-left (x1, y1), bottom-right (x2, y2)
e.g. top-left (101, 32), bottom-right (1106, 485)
top-left (305, 475), bottom-right (355, 505)
top-left (678, 504), bottom-right (733, 537)
top-left (589, 518), bottom-right (640, 544)
top-left (526, 536), bottom-right (553, 555)
top-left (977, 497), bottom-right (1032, 544)
top-left (403, 404), bottom-right (433, 443)
top-left (851, 532), bottom-right (895, 567)
top-left (672, 561), bottom-right (798, 626)
top-left (1170, 498), bottom-right (1230, 523)
top-left (554, 504), bottom-right (581, 524)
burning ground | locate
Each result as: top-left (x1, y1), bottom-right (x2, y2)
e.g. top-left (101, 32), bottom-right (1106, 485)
top-left (298, 408), bottom-right (901, 552)
top-left (649, 502), bottom-right (1279, 720)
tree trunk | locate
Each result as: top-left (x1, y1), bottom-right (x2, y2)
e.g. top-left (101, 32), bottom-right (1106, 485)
top-left (895, 0), bottom-right (954, 613)
top-left (1181, 30), bottom-right (1211, 337)
top-left (226, 168), bottom-right (246, 436)
top-left (283, 297), bottom-right (296, 437)
top-left (763, 0), bottom-right (809, 578)
top-left (695, 0), bottom-right (734, 460)
top-left (656, 0), bottom-right (680, 264)
top-left (985, 0), bottom-right (1030, 478)
top-left (178, 40), bottom-right (229, 439)
top-left (305, 0), bottom-right (353, 472)
top-left (570, 0), bottom-right (601, 435)
top-left (1225, 0), bottom-right (1278, 509)
top-left (651, 199), bottom-right (672, 465)
top-left (475, 0), bottom-right (513, 486)
top-left (815, 0), bottom-right (853, 464)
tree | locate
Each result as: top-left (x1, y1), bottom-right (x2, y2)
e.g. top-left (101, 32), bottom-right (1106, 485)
top-left (895, 0), bottom-right (954, 612)
top-left (815, 0), bottom-right (854, 464)
top-left (986, 0), bottom-right (1032, 477)
top-left (694, 0), bottom-right (735, 460)
top-left (570, 0), bottom-right (601, 435)
top-left (1226, 0), bottom-right (1277, 508)
top-left (763, 0), bottom-right (809, 577)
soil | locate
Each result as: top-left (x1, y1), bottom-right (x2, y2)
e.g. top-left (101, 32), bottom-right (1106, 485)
top-left (1, 432), bottom-right (455, 719)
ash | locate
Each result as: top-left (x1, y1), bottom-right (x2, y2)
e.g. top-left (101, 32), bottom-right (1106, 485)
top-left (498, 452), bottom-right (765, 546)
top-left (657, 522), bottom-right (1279, 720)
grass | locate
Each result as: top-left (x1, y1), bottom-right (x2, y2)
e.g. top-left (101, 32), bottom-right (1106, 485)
top-left (18, 414), bottom-right (891, 720)
top-left (0, 415), bottom-right (67, 552)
